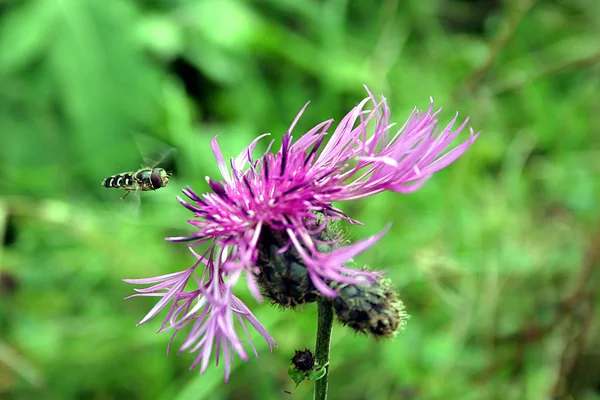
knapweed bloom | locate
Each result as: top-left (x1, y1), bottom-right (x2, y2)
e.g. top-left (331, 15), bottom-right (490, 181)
top-left (125, 87), bottom-right (479, 381)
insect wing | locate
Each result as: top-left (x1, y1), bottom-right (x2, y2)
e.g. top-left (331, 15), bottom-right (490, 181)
top-left (133, 133), bottom-right (177, 170)
top-left (131, 188), bottom-right (142, 218)
top-left (149, 147), bottom-right (176, 168)
top-left (117, 185), bottom-right (142, 219)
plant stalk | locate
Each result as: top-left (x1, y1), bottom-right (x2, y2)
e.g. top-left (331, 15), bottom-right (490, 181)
top-left (313, 297), bottom-right (333, 400)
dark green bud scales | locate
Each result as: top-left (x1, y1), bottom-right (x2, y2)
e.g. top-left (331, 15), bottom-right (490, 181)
top-left (255, 225), bottom-right (408, 339)
top-left (330, 277), bottom-right (407, 339)
top-left (256, 228), bottom-right (321, 307)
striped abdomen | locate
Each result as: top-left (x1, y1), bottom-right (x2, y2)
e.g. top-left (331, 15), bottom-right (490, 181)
top-left (102, 172), bottom-right (135, 189)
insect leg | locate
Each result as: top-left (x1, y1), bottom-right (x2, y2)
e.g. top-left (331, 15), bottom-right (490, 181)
top-left (121, 191), bottom-right (131, 200)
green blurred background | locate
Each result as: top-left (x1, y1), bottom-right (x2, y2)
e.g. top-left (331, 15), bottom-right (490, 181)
top-left (1, 0), bottom-right (599, 399)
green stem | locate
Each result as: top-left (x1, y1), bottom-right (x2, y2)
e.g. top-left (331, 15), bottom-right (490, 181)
top-left (313, 298), bottom-right (333, 400)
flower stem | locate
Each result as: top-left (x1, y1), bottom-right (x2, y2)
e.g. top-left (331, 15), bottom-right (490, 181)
top-left (313, 297), bottom-right (333, 400)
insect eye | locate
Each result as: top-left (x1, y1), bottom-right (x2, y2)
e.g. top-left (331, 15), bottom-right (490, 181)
top-left (150, 169), bottom-right (164, 189)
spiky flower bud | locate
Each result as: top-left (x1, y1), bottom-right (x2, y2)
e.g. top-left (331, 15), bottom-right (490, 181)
top-left (330, 276), bottom-right (408, 339)
top-left (291, 348), bottom-right (315, 372)
top-left (288, 347), bottom-right (327, 387)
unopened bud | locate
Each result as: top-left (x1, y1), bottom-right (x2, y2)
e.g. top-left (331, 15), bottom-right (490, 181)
top-left (330, 276), bottom-right (408, 339)
top-left (256, 225), bottom-right (409, 339)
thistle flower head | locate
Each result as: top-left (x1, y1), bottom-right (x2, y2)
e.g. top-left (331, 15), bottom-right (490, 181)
top-left (124, 247), bottom-right (276, 380)
top-left (125, 87), bottom-right (479, 380)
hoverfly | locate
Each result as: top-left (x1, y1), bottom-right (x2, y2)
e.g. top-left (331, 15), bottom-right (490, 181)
top-left (102, 144), bottom-right (175, 202)
top-left (102, 167), bottom-right (170, 200)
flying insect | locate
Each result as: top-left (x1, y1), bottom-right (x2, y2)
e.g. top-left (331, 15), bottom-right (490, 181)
top-left (102, 141), bottom-right (176, 204)
top-left (102, 167), bottom-right (170, 200)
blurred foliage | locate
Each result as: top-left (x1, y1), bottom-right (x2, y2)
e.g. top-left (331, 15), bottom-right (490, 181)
top-left (1, 0), bottom-right (600, 399)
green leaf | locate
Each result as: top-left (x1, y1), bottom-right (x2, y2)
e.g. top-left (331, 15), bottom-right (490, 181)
top-left (288, 364), bottom-right (306, 387)
top-left (307, 365), bottom-right (327, 382)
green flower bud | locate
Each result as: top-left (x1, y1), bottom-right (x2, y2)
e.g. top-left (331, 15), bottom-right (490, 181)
top-left (330, 276), bottom-right (408, 339)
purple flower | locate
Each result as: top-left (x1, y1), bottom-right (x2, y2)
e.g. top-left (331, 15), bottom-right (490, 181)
top-left (124, 247), bottom-right (276, 381)
top-left (125, 87), bottom-right (478, 380)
